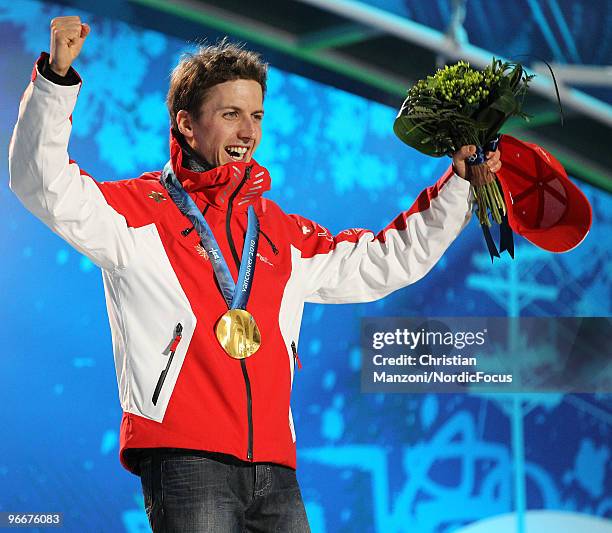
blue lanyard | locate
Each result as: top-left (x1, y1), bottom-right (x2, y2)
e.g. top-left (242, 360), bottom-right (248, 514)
top-left (161, 161), bottom-right (259, 310)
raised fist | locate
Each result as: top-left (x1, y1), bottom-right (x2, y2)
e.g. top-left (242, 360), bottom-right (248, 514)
top-left (49, 16), bottom-right (90, 76)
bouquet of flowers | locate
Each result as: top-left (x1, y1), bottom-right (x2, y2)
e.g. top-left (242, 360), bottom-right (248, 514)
top-left (394, 58), bottom-right (534, 229)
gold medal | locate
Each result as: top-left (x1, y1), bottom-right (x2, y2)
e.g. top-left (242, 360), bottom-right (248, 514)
top-left (215, 309), bottom-right (261, 359)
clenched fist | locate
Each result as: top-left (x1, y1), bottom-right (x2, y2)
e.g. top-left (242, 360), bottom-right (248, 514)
top-left (49, 16), bottom-right (90, 76)
top-left (452, 145), bottom-right (501, 181)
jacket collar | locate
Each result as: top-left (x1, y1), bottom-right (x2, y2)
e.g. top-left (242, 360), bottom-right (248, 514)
top-left (169, 131), bottom-right (271, 212)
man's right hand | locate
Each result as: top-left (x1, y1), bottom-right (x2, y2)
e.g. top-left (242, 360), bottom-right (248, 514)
top-left (49, 16), bottom-right (90, 77)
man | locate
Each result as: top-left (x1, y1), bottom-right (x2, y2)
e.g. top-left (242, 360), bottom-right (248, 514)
top-left (9, 16), bottom-right (502, 533)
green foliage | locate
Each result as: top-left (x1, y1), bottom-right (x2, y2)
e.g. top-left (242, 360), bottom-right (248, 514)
top-left (394, 59), bottom-right (534, 157)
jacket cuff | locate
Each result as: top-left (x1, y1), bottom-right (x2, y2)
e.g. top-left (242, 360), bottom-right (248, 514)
top-left (34, 52), bottom-right (81, 86)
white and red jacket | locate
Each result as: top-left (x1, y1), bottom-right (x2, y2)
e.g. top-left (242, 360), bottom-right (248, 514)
top-left (9, 60), bottom-right (474, 474)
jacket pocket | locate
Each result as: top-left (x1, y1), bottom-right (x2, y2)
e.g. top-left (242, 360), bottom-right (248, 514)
top-left (152, 323), bottom-right (183, 406)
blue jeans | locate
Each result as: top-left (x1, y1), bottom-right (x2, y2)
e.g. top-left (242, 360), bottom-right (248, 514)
top-left (139, 450), bottom-right (311, 532)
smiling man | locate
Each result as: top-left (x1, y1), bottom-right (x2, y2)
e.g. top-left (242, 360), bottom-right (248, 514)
top-left (9, 16), bottom-right (501, 533)
top-left (168, 47), bottom-right (265, 168)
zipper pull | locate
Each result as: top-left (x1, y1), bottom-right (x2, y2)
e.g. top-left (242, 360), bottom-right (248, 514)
top-left (182, 205), bottom-right (209, 237)
top-left (291, 341), bottom-right (302, 370)
top-left (169, 323), bottom-right (183, 353)
top-left (259, 229), bottom-right (279, 255)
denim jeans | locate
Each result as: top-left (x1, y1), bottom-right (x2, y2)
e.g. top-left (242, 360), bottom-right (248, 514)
top-left (139, 450), bottom-right (311, 532)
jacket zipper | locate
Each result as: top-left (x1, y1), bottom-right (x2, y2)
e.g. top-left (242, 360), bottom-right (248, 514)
top-left (259, 229), bottom-right (279, 255)
top-left (181, 205), bottom-right (210, 236)
top-left (291, 341), bottom-right (302, 375)
top-left (226, 166), bottom-right (254, 461)
top-left (152, 323), bottom-right (183, 406)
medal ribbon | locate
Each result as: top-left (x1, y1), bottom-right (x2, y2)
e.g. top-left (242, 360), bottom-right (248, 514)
top-left (161, 161), bottom-right (259, 310)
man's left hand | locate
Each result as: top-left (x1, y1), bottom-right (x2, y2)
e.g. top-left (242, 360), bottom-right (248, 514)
top-left (452, 145), bottom-right (502, 180)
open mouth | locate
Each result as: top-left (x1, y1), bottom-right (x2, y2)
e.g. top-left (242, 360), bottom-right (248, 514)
top-left (225, 145), bottom-right (249, 162)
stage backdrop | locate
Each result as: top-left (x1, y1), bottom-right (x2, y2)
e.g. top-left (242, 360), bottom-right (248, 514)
top-left (1, 1), bottom-right (610, 532)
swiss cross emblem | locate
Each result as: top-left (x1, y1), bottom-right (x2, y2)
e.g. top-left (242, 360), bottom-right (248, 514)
top-left (148, 191), bottom-right (167, 202)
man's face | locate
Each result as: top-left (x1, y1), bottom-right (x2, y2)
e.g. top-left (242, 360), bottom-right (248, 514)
top-left (178, 79), bottom-right (264, 168)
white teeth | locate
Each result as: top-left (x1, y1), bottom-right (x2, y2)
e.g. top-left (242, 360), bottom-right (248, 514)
top-left (226, 146), bottom-right (247, 154)
top-left (225, 146), bottom-right (249, 161)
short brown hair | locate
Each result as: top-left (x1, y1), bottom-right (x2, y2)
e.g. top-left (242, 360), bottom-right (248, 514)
top-left (167, 39), bottom-right (268, 133)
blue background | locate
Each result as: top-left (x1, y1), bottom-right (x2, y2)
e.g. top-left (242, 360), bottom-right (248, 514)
top-left (1, 1), bottom-right (610, 532)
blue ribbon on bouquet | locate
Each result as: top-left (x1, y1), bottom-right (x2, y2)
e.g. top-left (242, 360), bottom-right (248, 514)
top-left (467, 135), bottom-right (514, 262)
